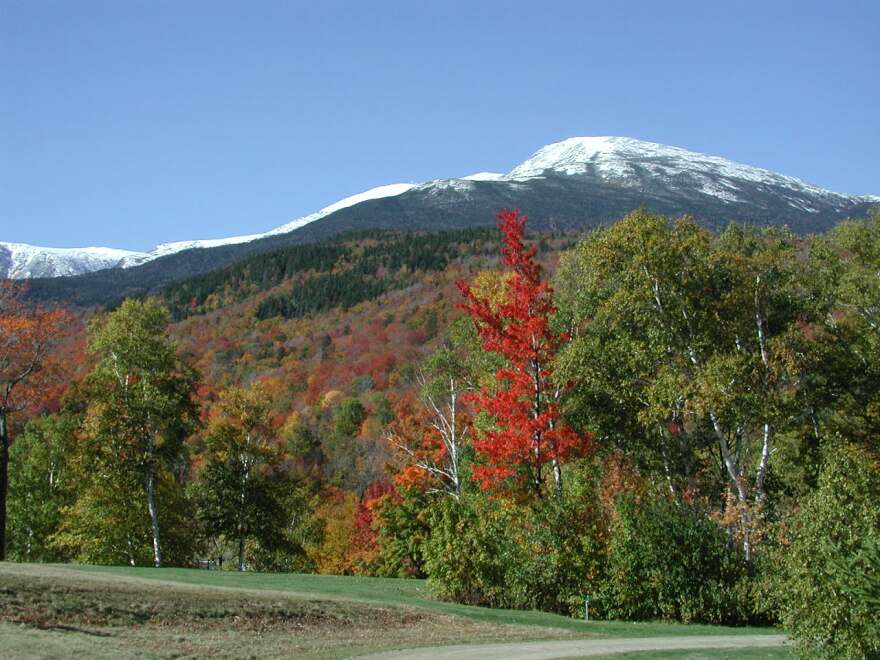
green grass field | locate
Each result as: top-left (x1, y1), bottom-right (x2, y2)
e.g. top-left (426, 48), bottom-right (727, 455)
top-left (1, 562), bottom-right (788, 659)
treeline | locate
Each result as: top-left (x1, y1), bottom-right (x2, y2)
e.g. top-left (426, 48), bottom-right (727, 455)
top-left (255, 272), bottom-right (388, 321)
top-left (165, 227), bottom-right (499, 320)
top-left (3, 210), bottom-right (878, 659)
top-left (164, 242), bottom-right (350, 319)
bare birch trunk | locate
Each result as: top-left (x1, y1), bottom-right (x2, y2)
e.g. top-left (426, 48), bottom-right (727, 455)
top-left (145, 466), bottom-right (162, 568)
top-left (143, 433), bottom-right (163, 568)
top-left (238, 488), bottom-right (246, 572)
top-left (709, 412), bottom-right (753, 561)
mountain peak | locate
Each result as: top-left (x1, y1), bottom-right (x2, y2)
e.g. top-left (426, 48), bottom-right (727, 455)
top-left (505, 136), bottom-right (867, 208)
top-left (507, 136), bottom-right (663, 178)
top-left (508, 135), bottom-right (776, 179)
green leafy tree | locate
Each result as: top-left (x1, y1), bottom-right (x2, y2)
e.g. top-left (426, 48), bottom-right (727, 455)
top-left (810, 212), bottom-right (880, 449)
top-left (53, 462), bottom-right (197, 566)
top-left (424, 471), bottom-right (605, 616)
top-left (80, 298), bottom-right (198, 567)
top-left (555, 212), bottom-right (814, 561)
top-left (601, 496), bottom-right (748, 624)
top-left (334, 397), bottom-right (366, 439)
top-left (371, 486), bottom-right (431, 577)
top-left (423, 493), bottom-right (512, 607)
top-left (6, 414), bottom-right (77, 561)
top-left (196, 384), bottom-right (306, 571)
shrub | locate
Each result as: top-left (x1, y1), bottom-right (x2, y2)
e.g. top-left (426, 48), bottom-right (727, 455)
top-left (769, 444), bottom-right (880, 658)
top-left (599, 496), bottom-right (749, 624)
top-left (423, 495), bottom-right (510, 607)
top-left (424, 473), bottom-right (605, 615)
top-left (501, 493), bottom-right (605, 616)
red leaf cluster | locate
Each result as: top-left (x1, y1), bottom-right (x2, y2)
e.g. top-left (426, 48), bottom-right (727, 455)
top-left (457, 210), bottom-right (590, 497)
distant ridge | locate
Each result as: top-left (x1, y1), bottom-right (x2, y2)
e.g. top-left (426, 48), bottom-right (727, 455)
top-left (8, 137), bottom-right (877, 305)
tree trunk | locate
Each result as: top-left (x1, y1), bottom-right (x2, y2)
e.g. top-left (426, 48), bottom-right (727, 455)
top-left (0, 410), bottom-right (8, 561)
top-left (531, 437), bottom-right (543, 497)
top-left (145, 464), bottom-right (162, 568)
top-left (709, 412), bottom-right (753, 562)
top-left (551, 458), bottom-right (563, 492)
top-left (238, 467), bottom-right (248, 572)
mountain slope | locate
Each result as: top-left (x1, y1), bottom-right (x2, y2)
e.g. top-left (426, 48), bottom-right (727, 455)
top-left (13, 137), bottom-right (879, 304)
top-left (2, 183), bottom-right (416, 279)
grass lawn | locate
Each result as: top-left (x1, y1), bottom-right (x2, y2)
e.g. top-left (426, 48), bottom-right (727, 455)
top-left (1, 562), bottom-right (784, 659)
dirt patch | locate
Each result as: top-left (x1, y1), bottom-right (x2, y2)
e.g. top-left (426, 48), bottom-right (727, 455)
top-left (0, 571), bottom-right (424, 633)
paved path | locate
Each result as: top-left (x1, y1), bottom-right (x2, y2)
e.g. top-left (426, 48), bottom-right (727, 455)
top-left (360, 634), bottom-right (788, 659)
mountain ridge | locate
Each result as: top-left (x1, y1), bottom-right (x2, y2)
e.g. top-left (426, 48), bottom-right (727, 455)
top-left (0, 182), bottom-right (417, 279)
top-left (6, 136), bottom-right (878, 297)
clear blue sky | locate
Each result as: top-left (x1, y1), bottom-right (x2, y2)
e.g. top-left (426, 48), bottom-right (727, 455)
top-left (2, 0), bottom-right (878, 251)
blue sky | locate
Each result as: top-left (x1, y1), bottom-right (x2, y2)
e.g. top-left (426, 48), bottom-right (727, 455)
top-left (2, 0), bottom-right (878, 250)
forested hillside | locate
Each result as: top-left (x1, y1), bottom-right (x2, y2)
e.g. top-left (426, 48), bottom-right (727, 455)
top-left (2, 209), bottom-right (878, 658)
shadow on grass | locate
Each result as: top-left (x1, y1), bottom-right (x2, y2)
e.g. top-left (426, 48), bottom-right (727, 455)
top-left (37, 624), bottom-right (115, 638)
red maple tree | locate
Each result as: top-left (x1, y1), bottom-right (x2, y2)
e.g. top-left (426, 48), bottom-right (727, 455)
top-left (457, 210), bottom-right (590, 497)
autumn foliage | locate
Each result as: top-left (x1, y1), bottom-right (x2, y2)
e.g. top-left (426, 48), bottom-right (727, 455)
top-left (0, 282), bottom-right (72, 419)
top-left (0, 281), bottom-right (72, 560)
top-left (457, 210), bottom-right (590, 497)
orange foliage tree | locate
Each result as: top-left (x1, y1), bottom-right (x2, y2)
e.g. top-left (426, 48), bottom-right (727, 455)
top-left (0, 282), bottom-right (71, 559)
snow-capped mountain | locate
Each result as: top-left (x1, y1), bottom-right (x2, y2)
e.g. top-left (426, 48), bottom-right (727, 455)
top-left (1, 183), bottom-right (416, 279)
top-left (5, 137), bottom-right (877, 285)
top-left (0, 243), bottom-right (148, 280)
top-left (505, 137), bottom-right (875, 213)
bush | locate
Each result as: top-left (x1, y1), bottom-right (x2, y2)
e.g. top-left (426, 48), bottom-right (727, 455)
top-left (599, 496), bottom-right (749, 624)
top-left (423, 495), bottom-right (510, 607)
top-left (424, 472), bottom-right (604, 615)
top-left (501, 494), bottom-right (605, 616)
top-left (372, 487), bottom-right (431, 577)
top-left (769, 444), bottom-right (880, 658)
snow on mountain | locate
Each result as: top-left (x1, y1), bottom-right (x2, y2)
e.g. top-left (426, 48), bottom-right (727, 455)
top-left (144, 183), bottom-right (416, 261)
top-left (462, 172), bottom-right (505, 181)
top-left (0, 242), bottom-right (148, 280)
top-left (414, 172), bottom-right (506, 196)
top-left (2, 183), bottom-right (415, 279)
top-left (506, 136), bottom-right (869, 211)
top-left (263, 183), bottom-right (416, 238)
